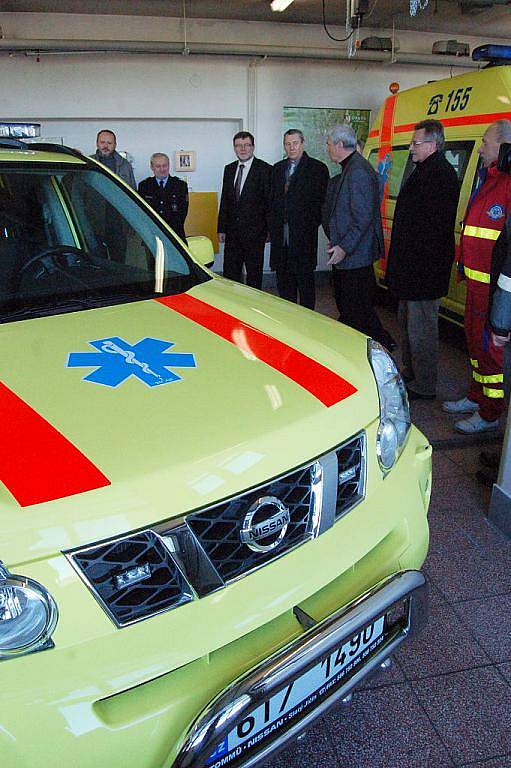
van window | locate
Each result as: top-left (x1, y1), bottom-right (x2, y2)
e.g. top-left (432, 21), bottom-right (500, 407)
top-left (367, 146), bottom-right (413, 200)
top-left (369, 140), bottom-right (474, 201)
top-left (443, 141), bottom-right (474, 183)
top-left (397, 140), bottom-right (474, 195)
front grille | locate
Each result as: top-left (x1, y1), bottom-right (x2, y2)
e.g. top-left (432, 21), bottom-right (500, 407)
top-left (69, 531), bottom-right (193, 627)
top-left (336, 432), bottom-right (366, 519)
top-left (67, 432), bottom-right (367, 627)
top-left (186, 465), bottom-right (313, 583)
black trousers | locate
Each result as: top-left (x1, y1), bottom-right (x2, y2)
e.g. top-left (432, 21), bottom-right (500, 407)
top-left (276, 268), bottom-right (315, 310)
top-left (223, 236), bottom-right (265, 290)
top-left (332, 264), bottom-right (394, 348)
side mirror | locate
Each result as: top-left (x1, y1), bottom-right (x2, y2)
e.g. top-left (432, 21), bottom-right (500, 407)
top-left (187, 236), bottom-right (215, 268)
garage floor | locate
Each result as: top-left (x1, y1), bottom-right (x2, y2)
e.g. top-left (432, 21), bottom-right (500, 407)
top-left (262, 276), bottom-right (511, 768)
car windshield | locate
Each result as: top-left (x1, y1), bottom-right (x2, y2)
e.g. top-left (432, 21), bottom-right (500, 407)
top-left (0, 162), bottom-right (207, 323)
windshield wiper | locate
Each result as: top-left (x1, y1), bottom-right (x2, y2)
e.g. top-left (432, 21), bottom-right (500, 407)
top-left (0, 297), bottom-right (95, 323)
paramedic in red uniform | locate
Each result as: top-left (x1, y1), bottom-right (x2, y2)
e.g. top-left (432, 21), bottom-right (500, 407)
top-left (443, 119), bottom-right (511, 433)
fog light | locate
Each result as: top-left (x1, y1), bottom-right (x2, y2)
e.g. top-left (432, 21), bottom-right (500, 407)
top-left (0, 563), bottom-right (58, 660)
top-left (376, 420), bottom-right (399, 471)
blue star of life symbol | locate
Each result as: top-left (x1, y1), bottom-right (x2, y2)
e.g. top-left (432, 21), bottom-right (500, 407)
top-left (67, 336), bottom-right (197, 388)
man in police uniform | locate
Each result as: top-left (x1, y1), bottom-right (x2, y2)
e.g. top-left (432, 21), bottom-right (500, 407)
top-left (138, 153), bottom-right (189, 241)
top-left (443, 119), bottom-right (511, 433)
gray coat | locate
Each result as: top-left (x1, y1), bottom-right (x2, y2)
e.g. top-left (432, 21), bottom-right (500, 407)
top-left (322, 151), bottom-right (383, 270)
top-left (91, 150), bottom-right (136, 190)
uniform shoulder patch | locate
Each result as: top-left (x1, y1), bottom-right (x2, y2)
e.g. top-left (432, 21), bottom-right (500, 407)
top-left (487, 204), bottom-right (505, 221)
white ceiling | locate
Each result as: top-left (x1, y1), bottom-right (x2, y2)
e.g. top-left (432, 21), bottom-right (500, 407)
top-left (1, 0), bottom-right (511, 39)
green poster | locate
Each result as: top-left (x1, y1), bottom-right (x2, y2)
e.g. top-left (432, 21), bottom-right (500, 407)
top-left (282, 106), bottom-right (371, 176)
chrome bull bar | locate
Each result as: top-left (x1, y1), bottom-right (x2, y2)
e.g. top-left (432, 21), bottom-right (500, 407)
top-left (173, 570), bottom-right (428, 768)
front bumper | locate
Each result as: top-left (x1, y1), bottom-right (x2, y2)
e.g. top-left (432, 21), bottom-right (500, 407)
top-left (0, 425), bottom-right (431, 767)
top-left (174, 570), bottom-right (428, 768)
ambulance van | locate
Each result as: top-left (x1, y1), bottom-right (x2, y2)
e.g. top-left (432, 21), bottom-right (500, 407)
top-left (365, 44), bottom-right (511, 325)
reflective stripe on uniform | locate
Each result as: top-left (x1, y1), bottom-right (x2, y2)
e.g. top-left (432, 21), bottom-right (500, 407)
top-left (472, 371), bottom-right (504, 384)
top-left (470, 358), bottom-right (479, 368)
top-left (497, 273), bottom-right (511, 292)
top-left (464, 266), bottom-right (491, 284)
top-left (483, 386), bottom-right (505, 398)
top-left (463, 225), bottom-right (501, 241)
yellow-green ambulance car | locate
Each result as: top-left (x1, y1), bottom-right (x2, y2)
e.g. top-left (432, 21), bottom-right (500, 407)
top-left (0, 136), bottom-right (431, 768)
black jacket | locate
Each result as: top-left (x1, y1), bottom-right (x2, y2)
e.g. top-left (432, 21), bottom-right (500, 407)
top-left (386, 151), bottom-right (460, 300)
top-left (217, 157), bottom-right (271, 243)
top-left (490, 217), bottom-right (511, 335)
top-left (269, 152), bottom-right (329, 273)
top-left (138, 176), bottom-right (189, 241)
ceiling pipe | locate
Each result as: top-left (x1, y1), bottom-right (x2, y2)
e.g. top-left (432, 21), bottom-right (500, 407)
top-left (0, 37), bottom-right (480, 67)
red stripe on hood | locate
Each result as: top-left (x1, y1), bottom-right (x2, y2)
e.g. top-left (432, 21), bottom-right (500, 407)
top-left (157, 294), bottom-right (357, 407)
top-left (0, 381), bottom-right (110, 507)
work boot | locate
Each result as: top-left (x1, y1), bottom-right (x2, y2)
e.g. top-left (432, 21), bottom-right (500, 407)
top-left (480, 450), bottom-right (501, 469)
top-left (476, 466), bottom-right (498, 488)
top-left (442, 396), bottom-right (479, 414)
top-left (455, 412), bottom-right (499, 434)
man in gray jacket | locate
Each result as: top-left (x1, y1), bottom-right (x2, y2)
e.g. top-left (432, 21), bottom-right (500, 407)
top-left (91, 129), bottom-right (136, 190)
top-left (90, 129), bottom-right (136, 262)
top-left (323, 124), bottom-right (394, 349)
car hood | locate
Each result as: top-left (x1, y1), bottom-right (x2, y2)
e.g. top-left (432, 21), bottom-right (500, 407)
top-left (0, 278), bottom-right (379, 563)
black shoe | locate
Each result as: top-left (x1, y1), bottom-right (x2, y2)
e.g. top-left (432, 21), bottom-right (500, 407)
top-left (407, 387), bottom-right (435, 401)
top-left (479, 450), bottom-right (501, 470)
top-left (476, 467), bottom-right (498, 488)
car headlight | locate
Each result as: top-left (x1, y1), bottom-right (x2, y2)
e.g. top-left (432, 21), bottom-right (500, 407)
top-left (0, 562), bottom-right (58, 660)
top-left (368, 339), bottom-right (411, 474)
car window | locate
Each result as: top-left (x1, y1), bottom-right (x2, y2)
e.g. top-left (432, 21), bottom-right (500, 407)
top-left (0, 164), bottom-right (206, 323)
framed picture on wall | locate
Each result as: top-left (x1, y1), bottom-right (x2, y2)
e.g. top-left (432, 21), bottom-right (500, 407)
top-left (175, 150), bottom-right (196, 172)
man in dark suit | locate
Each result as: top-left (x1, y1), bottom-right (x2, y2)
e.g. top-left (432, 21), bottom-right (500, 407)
top-left (138, 153), bottom-right (188, 241)
top-left (269, 130), bottom-right (329, 310)
top-left (387, 119), bottom-right (459, 400)
top-left (217, 131), bottom-right (271, 289)
top-left (323, 123), bottom-right (395, 349)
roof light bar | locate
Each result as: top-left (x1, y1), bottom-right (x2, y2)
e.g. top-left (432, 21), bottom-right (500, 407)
top-left (0, 123), bottom-right (41, 139)
top-left (473, 44), bottom-right (511, 63)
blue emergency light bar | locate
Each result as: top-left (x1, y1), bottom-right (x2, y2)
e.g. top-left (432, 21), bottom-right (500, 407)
top-left (473, 44), bottom-right (511, 63)
top-left (0, 122), bottom-right (41, 138)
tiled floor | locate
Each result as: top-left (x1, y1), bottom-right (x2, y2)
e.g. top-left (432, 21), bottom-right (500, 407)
top-left (261, 276), bottom-right (511, 768)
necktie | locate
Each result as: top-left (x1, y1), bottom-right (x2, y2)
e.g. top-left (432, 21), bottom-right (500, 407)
top-left (285, 161), bottom-right (296, 193)
top-left (159, 179), bottom-right (164, 189)
top-left (234, 163), bottom-right (245, 202)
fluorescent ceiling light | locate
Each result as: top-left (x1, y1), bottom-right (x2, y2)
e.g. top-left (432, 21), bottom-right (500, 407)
top-left (270, 0), bottom-right (295, 11)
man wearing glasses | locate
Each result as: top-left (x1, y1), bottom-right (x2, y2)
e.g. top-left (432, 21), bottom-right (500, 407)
top-left (386, 119), bottom-right (459, 401)
top-left (218, 131), bottom-right (271, 290)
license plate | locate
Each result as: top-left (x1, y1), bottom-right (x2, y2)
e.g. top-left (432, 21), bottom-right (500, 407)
top-left (207, 615), bottom-right (385, 767)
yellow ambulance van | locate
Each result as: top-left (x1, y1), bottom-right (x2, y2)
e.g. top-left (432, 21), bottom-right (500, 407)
top-left (365, 44), bottom-right (511, 325)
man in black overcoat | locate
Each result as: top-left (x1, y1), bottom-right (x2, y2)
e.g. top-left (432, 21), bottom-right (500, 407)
top-left (387, 119), bottom-right (460, 400)
top-left (218, 131), bottom-right (271, 289)
top-left (269, 129), bottom-right (329, 310)
top-left (138, 152), bottom-right (189, 241)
